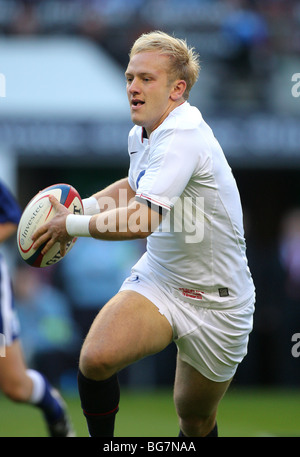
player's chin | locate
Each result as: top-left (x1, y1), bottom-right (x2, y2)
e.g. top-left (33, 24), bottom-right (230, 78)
top-left (130, 114), bottom-right (144, 127)
top-left (130, 109), bottom-right (144, 123)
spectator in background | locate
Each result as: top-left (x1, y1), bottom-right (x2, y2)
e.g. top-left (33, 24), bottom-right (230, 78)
top-left (13, 263), bottom-right (81, 388)
top-left (280, 208), bottom-right (300, 301)
top-left (10, 0), bottom-right (40, 35)
top-left (238, 207), bottom-right (300, 387)
top-left (278, 208), bottom-right (300, 385)
top-left (236, 207), bottom-right (284, 386)
top-left (220, 0), bottom-right (270, 106)
top-left (221, 0), bottom-right (269, 77)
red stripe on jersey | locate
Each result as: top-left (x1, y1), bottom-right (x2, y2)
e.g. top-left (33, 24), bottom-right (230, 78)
top-left (136, 192), bottom-right (171, 210)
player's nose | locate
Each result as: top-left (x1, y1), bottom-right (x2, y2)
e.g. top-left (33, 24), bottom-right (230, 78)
top-left (128, 78), bottom-right (141, 95)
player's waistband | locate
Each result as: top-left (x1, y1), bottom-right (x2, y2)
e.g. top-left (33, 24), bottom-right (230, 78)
top-left (135, 253), bottom-right (255, 311)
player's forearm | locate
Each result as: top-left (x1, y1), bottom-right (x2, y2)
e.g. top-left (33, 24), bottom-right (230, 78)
top-left (83, 178), bottom-right (134, 215)
top-left (66, 201), bottom-right (162, 241)
top-left (93, 177), bottom-right (133, 206)
top-left (90, 206), bottom-right (150, 240)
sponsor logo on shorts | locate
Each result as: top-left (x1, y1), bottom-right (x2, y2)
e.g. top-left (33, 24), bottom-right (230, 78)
top-left (178, 287), bottom-right (230, 300)
top-left (218, 287), bottom-right (229, 297)
top-left (179, 288), bottom-right (203, 300)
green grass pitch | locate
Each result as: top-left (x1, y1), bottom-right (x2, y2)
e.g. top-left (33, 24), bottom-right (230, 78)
top-left (0, 387), bottom-right (299, 437)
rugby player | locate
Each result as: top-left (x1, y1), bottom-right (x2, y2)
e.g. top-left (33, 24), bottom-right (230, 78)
top-left (32, 31), bottom-right (255, 437)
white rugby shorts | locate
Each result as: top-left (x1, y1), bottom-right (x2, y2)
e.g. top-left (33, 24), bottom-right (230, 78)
top-left (119, 256), bottom-right (255, 382)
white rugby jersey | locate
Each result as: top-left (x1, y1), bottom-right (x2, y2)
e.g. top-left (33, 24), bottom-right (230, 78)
top-left (128, 102), bottom-right (254, 308)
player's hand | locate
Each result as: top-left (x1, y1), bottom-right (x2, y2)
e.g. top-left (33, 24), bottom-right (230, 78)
top-left (32, 195), bottom-right (73, 257)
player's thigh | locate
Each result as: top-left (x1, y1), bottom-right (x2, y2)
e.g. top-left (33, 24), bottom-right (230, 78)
top-left (174, 355), bottom-right (232, 419)
top-left (80, 290), bottom-right (173, 377)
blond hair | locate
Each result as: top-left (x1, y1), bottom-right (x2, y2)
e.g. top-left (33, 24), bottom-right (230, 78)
top-left (129, 30), bottom-right (200, 100)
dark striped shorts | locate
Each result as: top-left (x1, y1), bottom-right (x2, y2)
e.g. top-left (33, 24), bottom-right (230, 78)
top-left (0, 255), bottom-right (20, 348)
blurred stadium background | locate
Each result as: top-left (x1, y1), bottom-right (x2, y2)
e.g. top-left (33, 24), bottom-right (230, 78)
top-left (0, 0), bottom-right (300, 437)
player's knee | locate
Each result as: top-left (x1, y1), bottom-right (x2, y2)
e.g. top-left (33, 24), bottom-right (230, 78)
top-left (1, 377), bottom-right (29, 402)
top-left (178, 412), bottom-right (216, 437)
top-left (79, 344), bottom-right (116, 381)
top-left (178, 414), bottom-right (206, 436)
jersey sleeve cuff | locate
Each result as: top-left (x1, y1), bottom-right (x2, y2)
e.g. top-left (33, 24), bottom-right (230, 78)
top-left (135, 192), bottom-right (172, 211)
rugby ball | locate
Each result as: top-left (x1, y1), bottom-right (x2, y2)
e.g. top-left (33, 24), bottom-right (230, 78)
top-left (17, 183), bottom-right (83, 268)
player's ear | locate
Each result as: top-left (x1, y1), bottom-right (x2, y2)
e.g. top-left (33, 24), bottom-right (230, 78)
top-left (170, 80), bottom-right (186, 101)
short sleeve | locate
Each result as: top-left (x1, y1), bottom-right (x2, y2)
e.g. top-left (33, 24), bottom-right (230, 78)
top-left (136, 127), bottom-right (201, 210)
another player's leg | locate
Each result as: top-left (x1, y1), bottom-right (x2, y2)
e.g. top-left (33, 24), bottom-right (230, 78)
top-left (173, 355), bottom-right (231, 437)
top-left (78, 290), bottom-right (173, 437)
top-left (0, 339), bottom-right (75, 437)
